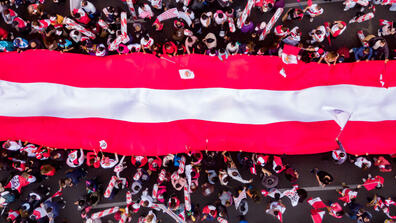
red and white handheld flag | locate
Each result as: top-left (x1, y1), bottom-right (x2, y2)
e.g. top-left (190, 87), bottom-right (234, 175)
top-left (322, 107), bottom-right (351, 130)
top-left (310, 209), bottom-right (325, 223)
top-left (307, 197), bottom-right (327, 209)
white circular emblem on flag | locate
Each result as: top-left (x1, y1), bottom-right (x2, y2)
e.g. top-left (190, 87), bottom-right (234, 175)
top-left (99, 140), bottom-right (107, 150)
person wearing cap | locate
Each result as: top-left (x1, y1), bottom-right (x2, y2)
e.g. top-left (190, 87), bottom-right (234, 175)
top-left (373, 156), bottom-right (392, 172)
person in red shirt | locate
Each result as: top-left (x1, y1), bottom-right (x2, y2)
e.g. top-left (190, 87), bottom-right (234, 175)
top-left (162, 41), bottom-right (177, 57)
top-left (73, 8), bottom-right (91, 25)
top-left (2, 8), bottom-right (18, 24)
top-left (326, 201), bottom-right (344, 218)
top-left (12, 17), bottom-right (29, 33)
top-left (373, 156), bottom-right (392, 172)
top-left (326, 20), bottom-right (347, 38)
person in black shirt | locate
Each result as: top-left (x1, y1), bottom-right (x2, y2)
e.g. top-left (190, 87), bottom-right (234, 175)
top-left (311, 168), bottom-right (334, 187)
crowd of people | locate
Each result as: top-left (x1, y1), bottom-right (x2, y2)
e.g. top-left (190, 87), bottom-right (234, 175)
top-left (0, 139), bottom-right (394, 222)
top-left (0, 0), bottom-right (395, 63)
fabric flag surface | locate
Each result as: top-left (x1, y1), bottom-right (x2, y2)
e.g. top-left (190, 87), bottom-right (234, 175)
top-left (1, 50), bottom-right (396, 155)
top-left (322, 107), bottom-right (351, 130)
top-left (310, 209), bottom-right (325, 223)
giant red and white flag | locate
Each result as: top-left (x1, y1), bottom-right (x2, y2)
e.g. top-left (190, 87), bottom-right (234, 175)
top-left (0, 51), bottom-right (396, 155)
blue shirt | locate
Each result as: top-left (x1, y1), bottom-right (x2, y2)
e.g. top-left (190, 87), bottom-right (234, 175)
top-left (13, 37), bottom-right (29, 49)
top-left (0, 41), bottom-right (15, 52)
top-left (58, 39), bottom-right (73, 49)
top-left (354, 47), bottom-right (373, 61)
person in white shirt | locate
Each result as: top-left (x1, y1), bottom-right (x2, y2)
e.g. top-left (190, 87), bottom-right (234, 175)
top-left (226, 42), bottom-right (239, 55)
top-left (200, 12), bottom-right (212, 28)
top-left (100, 153), bottom-right (119, 169)
top-left (140, 36), bottom-right (154, 50)
top-left (309, 25), bottom-right (326, 44)
top-left (214, 10), bottom-right (227, 26)
top-left (266, 201), bottom-right (286, 221)
top-left (66, 149), bottom-right (85, 168)
top-left (2, 140), bottom-right (22, 151)
top-left (81, 0), bottom-right (96, 16)
top-left (20, 144), bottom-right (38, 158)
top-left (332, 139), bottom-right (347, 165)
top-left (304, 4), bottom-right (323, 22)
top-left (354, 156), bottom-right (372, 169)
top-left (282, 26), bottom-right (301, 46)
top-left (138, 4), bottom-right (154, 19)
